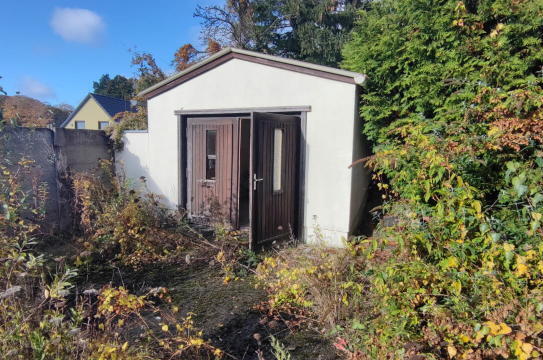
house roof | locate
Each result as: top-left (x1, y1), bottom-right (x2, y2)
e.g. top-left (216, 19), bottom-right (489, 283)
top-left (59, 93), bottom-right (136, 128)
top-left (138, 47), bottom-right (367, 99)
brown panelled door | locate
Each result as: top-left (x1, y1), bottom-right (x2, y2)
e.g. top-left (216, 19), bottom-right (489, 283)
top-left (187, 117), bottom-right (239, 225)
top-left (252, 113), bottom-right (300, 248)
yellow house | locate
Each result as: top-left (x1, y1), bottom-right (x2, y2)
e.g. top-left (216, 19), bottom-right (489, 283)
top-left (60, 93), bottom-right (135, 130)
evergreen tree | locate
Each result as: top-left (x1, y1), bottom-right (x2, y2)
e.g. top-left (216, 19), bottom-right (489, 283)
top-left (195, 0), bottom-right (366, 66)
top-left (336, 0), bottom-right (543, 356)
top-left (92, 74), bottom-right (134, 100)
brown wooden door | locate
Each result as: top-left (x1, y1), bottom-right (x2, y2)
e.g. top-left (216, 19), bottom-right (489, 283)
top-left (187, 117), bottom-right (239, 225)
top-left (252, 113), bottom-right (300, 247)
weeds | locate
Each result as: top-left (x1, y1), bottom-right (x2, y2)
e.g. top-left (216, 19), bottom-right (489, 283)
top-left (72, 161), bottom-right (191, 269)
top-left (0, 157), bottom-right (223, 359)
top-left (270, 335), bottom-right (292, 360)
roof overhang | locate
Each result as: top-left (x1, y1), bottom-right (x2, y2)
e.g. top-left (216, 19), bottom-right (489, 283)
top-left (138, 47), bottom-right (367, 100)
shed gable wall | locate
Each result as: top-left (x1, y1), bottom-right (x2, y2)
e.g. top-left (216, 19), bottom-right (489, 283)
top-left (144, 58), bottom-right (359, 245)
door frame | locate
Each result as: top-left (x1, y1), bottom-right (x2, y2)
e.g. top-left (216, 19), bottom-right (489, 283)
top-left (177, 106), bottom-right (309, 248)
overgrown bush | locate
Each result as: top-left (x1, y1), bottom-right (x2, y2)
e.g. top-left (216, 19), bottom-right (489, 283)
top-left (106, 104), bottom-right (147, 151)
top-left (256, 245), bottom-right (368, 328)
top-left (72, 162), bottom-right (256, 281)
top-left (72, 161), bottom-right (191, 269)
top-left (0, 158), bottom-right (222, 359)
top-left (260, 0), bottom-right (543, 358)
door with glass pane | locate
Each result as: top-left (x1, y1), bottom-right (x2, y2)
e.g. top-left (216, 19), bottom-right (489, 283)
top-left (187, 117), bottom-right (239, 224)
top-left (251, 113), bottom-right (300, 247)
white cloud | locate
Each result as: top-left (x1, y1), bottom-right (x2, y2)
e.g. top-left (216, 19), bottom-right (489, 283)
top-left (50, 8), bottom-right (105, 45)
top-left (19, 76), bottom-right (56, 100)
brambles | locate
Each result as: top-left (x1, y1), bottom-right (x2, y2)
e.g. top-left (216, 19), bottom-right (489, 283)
top-left (0, 156), bottom-right (223, 359)
top-left (107, 104), bottom-right (147, 151)
top-left (255, 0), bottom-right (543, 357)
top-left (72, 161), bottom-right (190, 269)
top-left (256, 244), bottom-right (368, 329)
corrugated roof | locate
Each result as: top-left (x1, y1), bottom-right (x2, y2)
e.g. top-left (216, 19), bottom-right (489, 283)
top-left (138, 47), bottom-right (367, 98)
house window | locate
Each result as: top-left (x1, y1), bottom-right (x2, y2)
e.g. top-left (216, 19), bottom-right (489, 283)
top-left (206, 130), bottom-right (217, 180)
top-left (75, 121), bottom-right (85, 129)
top-left (273, 128), bottom-right (283, 192)
top-left (98, 121), bottom-right (109, 130)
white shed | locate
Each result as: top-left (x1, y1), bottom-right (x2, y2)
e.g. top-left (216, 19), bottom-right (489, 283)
top-left (117, 47), bottom-right (369, 248)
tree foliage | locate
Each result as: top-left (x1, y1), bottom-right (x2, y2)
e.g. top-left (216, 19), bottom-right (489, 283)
top-left (0, 95), bottom-right (71, 127)
top-left (107, 104), bottom-right (148, 151)
top-left (92, 74), bottom-right (135, 100)
top-left (131, 51), bottom-right (167, 94)
top-left (172, 39), bottom-right (222, 72)
top-left (0, 75), bottom-right (6, 96)
top-left (330, 0), bottom-right (543, 356)
top-left (195, 0), bottom-right (366, 66)
top-left (195, 0), bottom-right (255, 49)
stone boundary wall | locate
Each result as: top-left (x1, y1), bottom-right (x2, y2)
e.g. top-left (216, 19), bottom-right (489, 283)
top-left (0, 126), bottom-right (113, 233)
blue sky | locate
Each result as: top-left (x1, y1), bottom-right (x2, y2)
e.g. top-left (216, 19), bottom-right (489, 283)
top-left (1, 0), bottom-right (221, 106)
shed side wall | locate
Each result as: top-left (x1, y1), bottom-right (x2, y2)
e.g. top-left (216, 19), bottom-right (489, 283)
top-left (116, 131), bottom-right (150, 192)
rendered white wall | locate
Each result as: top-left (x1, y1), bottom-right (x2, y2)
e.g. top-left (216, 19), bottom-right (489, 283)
top-left (116, 131), bottom-right (151, 192)
top-left (145, 58), bottom-right (361, 245)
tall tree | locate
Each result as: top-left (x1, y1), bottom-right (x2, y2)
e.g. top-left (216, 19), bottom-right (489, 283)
top-left (277, 0), bottom-right (366, 66)
top-left (0, 76), bottom-right (6, 96)
top-left (195, 0), bottom-right (367, 66)
top-left (172, 39), bottom-right (223, 72)
top-left (92, 74), bottom-right (134, 99)
top-left (131, 51), bottom-right (167, 94)
top-left (194, 0), bottom-right (255, 49)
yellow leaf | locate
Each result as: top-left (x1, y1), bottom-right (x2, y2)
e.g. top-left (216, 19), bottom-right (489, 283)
top-left (448, 345), bottom-right (458, 358)
top-left (213, 348), bottom-right (223, 356)
top-left (485, 321), bottom-right (500, 335)
top-left (513, 340), bottom-right (533, 360)
top-left (161, 324), bottom-right (169, 332)
top-left (441, 256), bottom-right (459, 269)
top-left (497, 323), bottom-right (512, 335)
top-left (484, 321), bottom-right (511, 335)
top-left (472, 200), bottom-right (482, 215)
top-left (504, 243), bottom-right (515, 252)
top-left (522, 342), bottom-right (533, 354)
top-left (190, 338), bottom-right (205, 346)
top-left (121, 342), bottom-right (128, 352)
top-left (515, 263), bottom-right (529, 277)
top-left (451, 280), bottom-right (462, 295)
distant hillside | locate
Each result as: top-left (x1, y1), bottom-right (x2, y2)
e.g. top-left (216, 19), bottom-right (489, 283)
top-left (0, 95), bottom-right (72, 128)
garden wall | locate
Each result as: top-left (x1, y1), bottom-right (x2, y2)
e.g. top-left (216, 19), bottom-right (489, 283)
top-left (0, 126), bottom-right (113, 233)
top-left (115, 130), bottom-right (151, 192)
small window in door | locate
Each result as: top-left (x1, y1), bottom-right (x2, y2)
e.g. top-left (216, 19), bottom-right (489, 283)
top-left (98, 121), bottom-right (109, 130)
top-left (75, 121), bottom-right (85, 129)
top-left (273, 128), bottom-right (283, 192)
top-left (206, 130), bottom-right (217, 180)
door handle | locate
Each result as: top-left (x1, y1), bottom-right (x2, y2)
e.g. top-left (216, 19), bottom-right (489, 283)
top-left (253, 173), bottom-right (263, 190)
